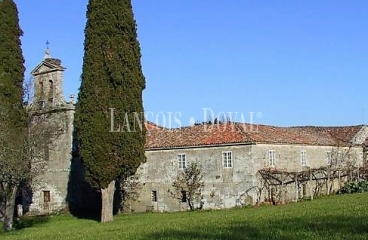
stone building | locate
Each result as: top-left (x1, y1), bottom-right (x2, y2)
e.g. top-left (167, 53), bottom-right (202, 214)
top-left (127, 123), bottom-right (368, 212)
top-left (27, 49), bottom-right (75, 214)
top-left (27, 53), bottom-right (368, 214)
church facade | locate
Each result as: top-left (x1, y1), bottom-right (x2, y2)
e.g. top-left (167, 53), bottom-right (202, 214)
top-left (27, 53), bottom-right (368, 214)
top-left (28, 50), bottom-right (75, 214)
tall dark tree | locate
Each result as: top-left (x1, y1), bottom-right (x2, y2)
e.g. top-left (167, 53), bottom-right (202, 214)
top-left (0, 0), bottom-right (25, 231)
top-left (75, 0), bottom-right (146, 222)
top-left (0, 0), bottom-right (24, 127)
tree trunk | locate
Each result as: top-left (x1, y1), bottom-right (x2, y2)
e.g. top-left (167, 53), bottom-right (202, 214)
top-left (4, 185), bottom-right (18, 231)
top-left (281, 173), bottom-right (285, 204)
top-left (309, 171), bottom-right (314, 200)
top-left (100, 180), bottom-right (115, 223)
top-left (188, 200), bottom-right (193, 211)
top-left (295, 179), bottom-right (299, 202)
top-left (188, 193), bottom-right (194, 211)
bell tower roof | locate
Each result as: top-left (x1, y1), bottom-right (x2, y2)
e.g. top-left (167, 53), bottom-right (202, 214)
top-left (31, 56), bottom-right (65, 76)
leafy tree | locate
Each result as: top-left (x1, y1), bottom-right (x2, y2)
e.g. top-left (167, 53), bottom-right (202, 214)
top-left (75, 0), bottom-right (146, 222)
top-left (172, 162), bottom-right (205, 211)
top-left (0, 0), bottom-right (25, 231)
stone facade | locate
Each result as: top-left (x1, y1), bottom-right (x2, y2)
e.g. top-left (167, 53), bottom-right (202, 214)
top-left (136, 123), bottom-right (368, 211)
top-left (31, 49), bottom-right (67, 108)
top-left (28, 51), bottom-right (75, 214)
top-left (129, 143), bottom-right (364, 212)
top-left (130, 144), bottom-right (255, 212)
top-left (253, 144), bottom-right (363, 171)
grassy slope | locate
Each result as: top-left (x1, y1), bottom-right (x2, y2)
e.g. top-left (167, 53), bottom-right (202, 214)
top-left (1, 193), bottom-right (368, 240)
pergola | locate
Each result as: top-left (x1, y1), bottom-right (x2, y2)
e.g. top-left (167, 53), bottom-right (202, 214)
top-left (258, 164), bottom-right (368, 204)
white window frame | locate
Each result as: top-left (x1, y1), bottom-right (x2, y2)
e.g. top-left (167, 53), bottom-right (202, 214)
top-left (326, 151), bottom-right (332, 165)
top-left (178, 153), bottom-right (187, 169)
top-left (337, 151), bottom-right (342, 164)
top-left (268, 150), bottom-right (276, 167)
top-left (222, 151), bottom-right (233, 168)
top-left (300, 150), bottom-right (307, 166)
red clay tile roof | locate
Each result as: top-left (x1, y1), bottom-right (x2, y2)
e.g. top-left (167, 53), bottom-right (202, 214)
top-left (146, 124), bottom-right (250, 149)
top-left (145, 123), bottom-right (364, 150)
top-left (240, 125), bottom-right (362, 146)
top-left (145, 121), bottom-right (163, 131)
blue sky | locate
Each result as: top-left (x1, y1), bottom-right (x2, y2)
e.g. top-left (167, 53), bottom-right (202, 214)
top-left (15, 0), bottom-right (368, 127)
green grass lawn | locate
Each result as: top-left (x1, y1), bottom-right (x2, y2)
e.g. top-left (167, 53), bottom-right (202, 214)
top-left (1, 193), bottom-right (368, 240)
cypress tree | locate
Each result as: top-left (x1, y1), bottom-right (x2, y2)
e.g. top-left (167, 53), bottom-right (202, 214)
top-left (75, 0), bottom-right (146, 222)
top-left (0, 0), bottom-right (25, 231)
top-left (0, 0), bottom-right (25, 129)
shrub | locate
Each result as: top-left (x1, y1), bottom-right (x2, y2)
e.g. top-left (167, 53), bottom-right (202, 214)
top-left (337, 181), bottom-right (368, 194)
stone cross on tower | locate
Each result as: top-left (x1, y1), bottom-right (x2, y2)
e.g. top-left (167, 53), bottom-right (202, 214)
top-left (44, 40), bottom-right (51, 59)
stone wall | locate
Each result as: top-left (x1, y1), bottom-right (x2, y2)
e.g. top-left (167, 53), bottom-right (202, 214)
top-left (253, 143), bottom-right (364, 203)
top-left (130, 144), bottom-right (256, 212)
top-left (127, 143), bottom-right (365, 212)
top-left (28, 106), bottom-right (74, 215)
top-left (253, 143), bottom-right (363, 171)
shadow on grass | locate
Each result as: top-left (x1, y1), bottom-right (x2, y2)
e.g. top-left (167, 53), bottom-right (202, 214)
top-left (14, 215), bottom-right (50, 230)
top-left (148, 215), bottom-right (368, 240)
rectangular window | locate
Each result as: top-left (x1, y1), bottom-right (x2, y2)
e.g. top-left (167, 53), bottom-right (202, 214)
top-left (48, 97), bottom-right (54, 106)
top-left (301, 150), bottom-right (307, 166)
top-left (337, 151), bottom-right (342, 164)
top-left (38, 100), bottom-right (45, 109)
top-left (178, 154), bottom-right (187, 169)
top-left (44, 145), bottom-right (49, 162)
top-left (151, 190), bottom-right (157, 202)
top-left (181, 191), bottom-right (187, 203)
top-left (326, 151), bottom-right (332, 165)
top-left (43, 191), bottom-right (50, 203)
top-left (222, 151), bottom-right (233, 168)
top-left (268, 150), bottom-right (276, 167)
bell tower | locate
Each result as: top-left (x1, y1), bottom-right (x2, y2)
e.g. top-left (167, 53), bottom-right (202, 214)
top-left (31, 47), bottom-right (66, 108)
top-left (28, 47), bottom-right (75, 214)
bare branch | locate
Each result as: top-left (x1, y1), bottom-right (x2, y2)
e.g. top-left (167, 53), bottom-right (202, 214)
top-left (172, 162), bottom-right (204, 211)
